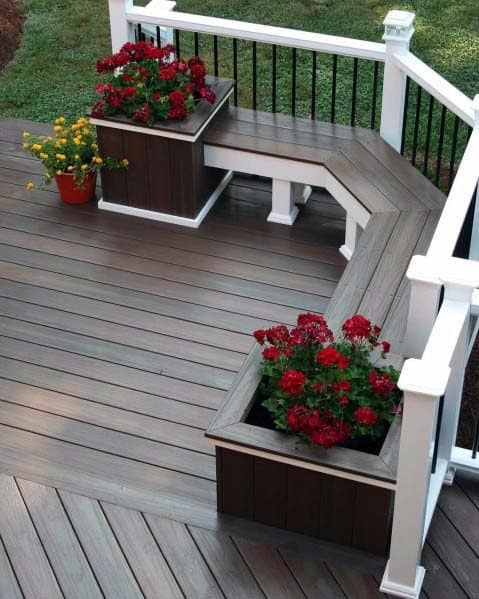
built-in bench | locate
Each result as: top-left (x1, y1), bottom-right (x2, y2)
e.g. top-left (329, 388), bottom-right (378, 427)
top-left (203, 107), bottom-right (445, 351)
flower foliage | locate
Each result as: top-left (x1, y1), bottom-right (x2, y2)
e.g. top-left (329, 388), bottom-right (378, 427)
top-left (91, 41), bottom-right (216, 125)
top-left (253, 313), bottom-right (400, 449)
top-left (22, 117), bottom-right (127, 190)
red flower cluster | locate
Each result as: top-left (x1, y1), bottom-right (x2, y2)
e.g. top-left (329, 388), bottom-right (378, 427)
top-left (262, 346), bottom-right (281, 361)
top-left (369, 370), bottom-right (395, 395)
top-left (315, 347), bottom-right (349, 369)
top-left (92, 42), bottom-right (216, 125)
top-left (342, 314), bottom-right (377, 341)
top-left (353, 406), bottom-right (379, 426)
top-left (287, 406), bottom-right (351, 449)
top-left (279, 370), bottom-right (306, 395)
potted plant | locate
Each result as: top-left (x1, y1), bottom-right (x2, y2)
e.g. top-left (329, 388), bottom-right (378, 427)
top-left (23, 117), bottom-right (127, 205)
top-left (206, 313), bottom-right (402, 555)
top-left (89, 41), bottom-right (235, 226)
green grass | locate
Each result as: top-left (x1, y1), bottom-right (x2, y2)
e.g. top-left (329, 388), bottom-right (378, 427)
top-left (1, 0), bottom-right (477, 187)
top-left (1, 0), bottom-right (477, 123)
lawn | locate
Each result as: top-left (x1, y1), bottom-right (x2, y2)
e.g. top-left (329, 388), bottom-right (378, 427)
top-left (1, 0), bottom-right (477, 123)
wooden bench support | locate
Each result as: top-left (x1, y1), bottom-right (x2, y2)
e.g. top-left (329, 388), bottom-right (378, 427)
top-left (267, 179), bottom-right (299, 225)
top-left (339, 214), bottom-right (361, 261)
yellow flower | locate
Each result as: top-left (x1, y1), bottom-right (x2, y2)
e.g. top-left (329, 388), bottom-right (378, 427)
top-left (22, 142), bottom-right (30, 149)
top-left (91, 143), bottom-right (98, 150)
top-left (71, 124), bottom-right (80, 131)
top-left (74, 154), bottom-right (80, 160)
top-left (53, 125), bottom-right (62, 132)
top-left (47, 136), bottom-right (53, 141)
top-left (67, 165), bottom-right (73, 171)
top-left (56, 169), bottom-right (63, 175)
top-left (32, 144), bottom-right (42, 151)
top-left (39, 153), bottom-right (48, 159)
top-left (122, 158), bottom-right (129, 166)
top-left (73, 137), bottom-right (81, 145)
top-left (22, 131), bottom-right (30, 138)
top-left (55, 117), bottom-right (65, 125)
top-left (26, 182), bottom-right (34, 190)
top-left (55, 153), bottom-right (66, 160)
top-left (94, 157), bottom-right (102, 165)
top-left (81, 164), bottom-right (89, 170)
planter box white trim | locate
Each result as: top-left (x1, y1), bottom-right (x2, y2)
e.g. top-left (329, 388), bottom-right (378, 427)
top-left (98, 169), bottom-right (233, 227)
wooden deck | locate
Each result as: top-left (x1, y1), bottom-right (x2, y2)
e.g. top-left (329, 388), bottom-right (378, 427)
top-left (0, 117), bottom-right (478, 598)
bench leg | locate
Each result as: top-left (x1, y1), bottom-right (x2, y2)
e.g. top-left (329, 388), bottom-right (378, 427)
top-left (293, 183), bottom-right (312, 205)
top-left (268, 179), bottom-right (299, 225)
top-left (339, 214), bottom-right (360, 260)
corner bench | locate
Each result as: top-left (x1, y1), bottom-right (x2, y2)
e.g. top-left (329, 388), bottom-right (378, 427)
top-left (204, 108), bottom-right (446, 553)
top-left (204, 106), bottom-right (445, 351)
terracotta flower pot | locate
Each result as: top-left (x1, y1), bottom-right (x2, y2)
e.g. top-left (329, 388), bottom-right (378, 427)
top-left (55, 172), bottom-right (97, 205)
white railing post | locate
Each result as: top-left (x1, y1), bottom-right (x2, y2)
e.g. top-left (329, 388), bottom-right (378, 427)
top-left (108, 0), bottom-right (134, 53)
top-left (380, 361), bottom-right (449, 598)
top-left (468, 95), bottom-right (479, 260)
top-left (403, 255), bottom-right (442, 358)
top-left (380, 10), bottom-right (415, 151)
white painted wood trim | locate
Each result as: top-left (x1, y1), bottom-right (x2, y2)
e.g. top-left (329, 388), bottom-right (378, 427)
top-left (450, 446), bottom-right (479, 474)
top-left (126, 8), bottom-right (386, 60)
top-left (339, 214), bottom-right (360, 260)
top-left (422, 458), bottom-right (448, 544)
top-left (393, 52), bottom-right (475, 127)
top-left (293, 183), bottom-right (312, 205)
top-left (207, 438), bottom-right (396, 490)
top-left (380, 561), bottom-right (425, 599)
top-left (108, 0), bottom-right (135, 53)
top-left (98, 170), bottom-right (232, 227)
top-left (90, 88), bottom-right (233, 143)
top-left (267, 179), bottom-right (298, 225)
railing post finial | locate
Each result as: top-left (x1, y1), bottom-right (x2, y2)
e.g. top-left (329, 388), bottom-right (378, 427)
top-left (379, 10), bottom-right (415, 151)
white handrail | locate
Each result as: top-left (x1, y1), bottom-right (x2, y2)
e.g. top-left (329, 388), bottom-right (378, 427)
top-left (393, 52), bottom-right (475, 126)
top-left (126, 6), bottom-right (387, 60)
top-left (427, 127), bottom-right (479, 257)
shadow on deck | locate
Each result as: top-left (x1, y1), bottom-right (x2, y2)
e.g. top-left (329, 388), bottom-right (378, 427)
top-left (0, 117), bottom-right (477, 598)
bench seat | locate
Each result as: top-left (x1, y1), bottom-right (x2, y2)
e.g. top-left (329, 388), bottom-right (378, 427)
top-left (204, 107), bottom-right (445, 353)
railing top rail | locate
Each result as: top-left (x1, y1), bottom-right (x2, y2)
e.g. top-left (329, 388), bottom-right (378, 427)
top-left (393, 52), bottom-right (475, 127)
top-left (126, 6), bottom-right (387, 61)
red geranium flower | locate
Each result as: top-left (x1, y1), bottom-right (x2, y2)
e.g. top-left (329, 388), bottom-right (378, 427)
top-left (368, 370), bottom-right (395, 395)
top-left (354, 406), bottom-right (378, 426)
top-left (266, 325), bottom-right (289, 345)
top-left (342, 314), bottom-right (372, 341)
top-left (381, 341), bottom-right (391, 354)
top-left (167, 106), bottom-right (188, 120)
top-left (253, 329), bottom-right (266, 345)
top-left (310, 382), bottom-right (324, 394)
top-left (339, 395), bottom-right (349, 406)
top-left (279, 370), bottom-right (306, 395)
top-left (168, 90), bottom-right (186, 107)
top-left (315, 347), bottom-right (340, 366)
top-left (262, 346), bottom-right (281, 361)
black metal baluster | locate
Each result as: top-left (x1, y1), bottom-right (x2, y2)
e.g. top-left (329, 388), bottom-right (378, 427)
top-left (370, 61), bottom-right (379, 129)
top-left (434, 105), bottom-right (448, 187)
top-left (156, 26), bottom-right (161, 47)
top-left (213, 35), bottom-right (219, 77)
top-left (423, 95), bottom-right (435, 176)
top-left (411, 85), bottom-right (422, 166)
top-left (311, 51), bottom-right (317, 120)
top-left (331, 54), bottom-right (338, 123)
top-left (194, 32), bottom-right (199, 56)
top-left (447, 115), bottom-right (460, 192)
top-left (431, 394), bottom-right (444, 474)
top-left (252, 41), bottom-right (257, 110)
top-left (233, 38), bottom-right (238, 106)
top-left (137, 24), bottom-right (143, 42)
top-left (272, 45), bottom-right (277, 113)
top-left (350, 57), bottom-right (358, 126)
top-left (400, 77), bottom-right (411, 155)
top-left (291, 47), bottom-right (297, 117)
top-left (472, 405), bottom-right (479, 459)
top-left (175, 30), bottom-right (181, 57)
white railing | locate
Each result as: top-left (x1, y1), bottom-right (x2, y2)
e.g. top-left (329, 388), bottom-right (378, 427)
top-left (107, 3), bottom-right (479, 598)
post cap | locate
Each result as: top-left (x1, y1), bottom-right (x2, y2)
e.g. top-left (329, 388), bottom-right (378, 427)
top-left (406, 255), bottom-right (441, 285)
top-left (383, 10), bottom-right (415, 43)
top-left (398, 358), bottom-right (450, 397)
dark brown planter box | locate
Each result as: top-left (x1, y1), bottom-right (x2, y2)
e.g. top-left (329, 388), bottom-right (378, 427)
top-left (91, 77), bottom-right (234, 226)
top-left (206, 345), bottom-right (401, 556)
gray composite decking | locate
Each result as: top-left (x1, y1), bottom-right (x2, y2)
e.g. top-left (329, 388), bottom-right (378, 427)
top-left (0, 117), bottom-right (477, 598)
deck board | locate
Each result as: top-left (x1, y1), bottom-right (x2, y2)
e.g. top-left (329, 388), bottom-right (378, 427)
top-left (0, 117), bottom-right (477, 598)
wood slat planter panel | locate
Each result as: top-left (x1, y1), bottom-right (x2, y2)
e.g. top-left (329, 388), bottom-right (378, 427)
top-left (217, 447), bottom-right (393, 555)
top-left (94, 78), bottom-right (234, 221)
